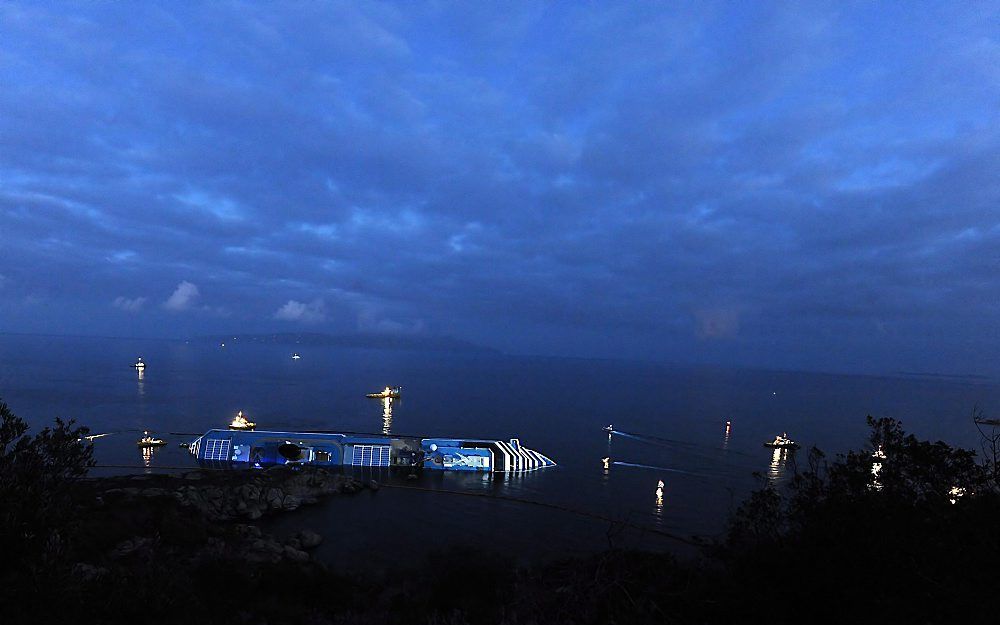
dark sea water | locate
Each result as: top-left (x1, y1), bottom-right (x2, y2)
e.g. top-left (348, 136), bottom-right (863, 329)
top-left (2, 333), bottom-right (998, 569)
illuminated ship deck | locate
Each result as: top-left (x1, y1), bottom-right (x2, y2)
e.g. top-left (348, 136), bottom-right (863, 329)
top-left (189, 429), bottom-right (556, 473)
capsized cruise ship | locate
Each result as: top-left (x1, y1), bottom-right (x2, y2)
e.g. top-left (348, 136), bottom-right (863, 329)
top-left (188, 429), bottom-right (556, 473)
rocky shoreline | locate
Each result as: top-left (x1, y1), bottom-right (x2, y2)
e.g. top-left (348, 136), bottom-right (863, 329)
top-left (71, 467), bottom-right (367, 578)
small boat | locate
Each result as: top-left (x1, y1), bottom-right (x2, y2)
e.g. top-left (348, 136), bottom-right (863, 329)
top-left (291, 353), bottom-right (301, 360)
top-left (366, 386), bottom-right (402, 399)
top-left (229, 410), bottom-right (256, 430)
top-left (134, 357), bottom-right (146, 371)
top-left (602, 424), bottom-right (614, 433)
top-left (137, 431), bottom-right (166, 448)
top-left (764, 433), bottom-right (799, 449)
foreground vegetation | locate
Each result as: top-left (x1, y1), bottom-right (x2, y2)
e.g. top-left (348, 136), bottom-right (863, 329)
top-left (2, 398), bottom-right (998, 624)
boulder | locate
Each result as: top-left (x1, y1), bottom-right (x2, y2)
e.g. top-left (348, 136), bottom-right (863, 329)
top-left (71, 562), bottom-right (108, 582)
top-left (296, 530), bottom-right (323, 549)
top-left (282, 545), bottom-right (310, 563)
top-left (110, 536), bottom-right (152, 560)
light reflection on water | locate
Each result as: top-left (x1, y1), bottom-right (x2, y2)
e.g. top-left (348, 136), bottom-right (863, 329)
top-left (653, 479), bottom-right (664, 525)
top-left (768, 447), bottom-right (791, 482)
top-left (382, 397), bottom-right (393, 435)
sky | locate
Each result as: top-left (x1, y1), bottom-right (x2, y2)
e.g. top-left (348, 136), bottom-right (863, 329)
top-left (1, 2), bottom-right (998, 375)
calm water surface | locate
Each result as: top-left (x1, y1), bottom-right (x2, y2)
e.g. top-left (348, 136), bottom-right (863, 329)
top-left (2, 334), bottom-right (997, 568)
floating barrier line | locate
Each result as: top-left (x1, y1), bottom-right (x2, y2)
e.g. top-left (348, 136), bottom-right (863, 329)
top-left (608, 428), bottom-right (757, 461)
top-left (608, 429), bottom-right (696, 448)
top-left (378, 482), bottom-right (698, 546)
top-left (611, 461), bottom-right (727, 480)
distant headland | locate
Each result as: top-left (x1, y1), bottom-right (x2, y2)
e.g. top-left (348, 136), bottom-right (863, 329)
top-left (191, 332), bottom-right (501, 355)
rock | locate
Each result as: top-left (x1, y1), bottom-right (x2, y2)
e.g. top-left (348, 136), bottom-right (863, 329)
top-left (140, 488), bottom-right (169, 498)
top-left (281, 494), bottom-right (302, 511)
top-left (234, 524), bottom-right (262, 540)
top-left (369, 479), bottom-right (380, 491)
top-left (282, 545), bottom-right (310, 563)
top-left (265, 488), bottom-right (284, 509)
top-left (246, 537), bottom-right (286, 563)
top-left (71, 562), bottom-right (108, 582)
top-left (296, 530), bottom-right (323, 549)
top-left (110, 536), bottom-right (151, 559)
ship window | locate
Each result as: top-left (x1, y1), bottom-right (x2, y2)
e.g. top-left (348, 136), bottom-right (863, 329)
top-left (204, 439), bottom-right (231, 461)
top-left (316, 450), bottom-right (331, 463)
top-left (352, 444), bottom-right (390, 467)
top-left (279, 443), bottom-right (304, 461)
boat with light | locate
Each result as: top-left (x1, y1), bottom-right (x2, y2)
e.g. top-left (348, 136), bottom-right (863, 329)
top-left (764, 433), bottom-right (799, 449)
top-left (137, 432), bottom-right (166, 448)
top-left (292, 353), bottom-right (301, 360)
top-left (229, 410), bottom-right (256, 430)
top-left (188, 428), bottom-right (555, 473)
top-left (134, 357), bottom-right (146, 371)
top-left (366, 386), bottom-right (401, 399)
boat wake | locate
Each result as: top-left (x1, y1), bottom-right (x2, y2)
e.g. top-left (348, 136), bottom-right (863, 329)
top-left (611, 461), bottom-right (720, 479)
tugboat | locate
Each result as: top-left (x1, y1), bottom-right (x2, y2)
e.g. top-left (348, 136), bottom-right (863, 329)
top-left (366, 386), bottom-right (402, 399)
top-left (291, 353), bottom-right (301, 360)
top-left (763, 433), bottom-right (800, 449)
top-left (137, 431), bottom-right (166, 448)
top-left (134, 357), bottom-right (146, 372)
top-left (229, 410), bottom-right (256, 430)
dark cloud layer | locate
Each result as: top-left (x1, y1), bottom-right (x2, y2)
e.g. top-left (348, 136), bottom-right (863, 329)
top-left (1, 2), bottom-right (998, 374)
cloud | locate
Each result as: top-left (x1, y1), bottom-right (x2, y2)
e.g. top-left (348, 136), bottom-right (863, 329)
top-left (113, 296), bottom-right (147, 312)
top-left (0, 3), bottom-right (998, 372)
top-left (163, 281), bottom-right (200, 311)
top-left (357, 306), bottom-right (425, 335)
top-left (274, 299), bottom-right (326, 323)
top-left (694, 307), bottom-right (741, 339)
